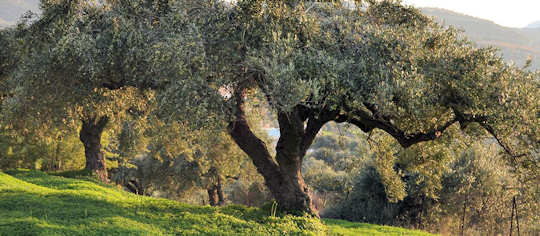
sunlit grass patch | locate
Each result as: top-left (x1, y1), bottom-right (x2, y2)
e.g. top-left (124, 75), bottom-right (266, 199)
top-left (324, 218), bottom-right (437, 236)
top-left (0, 170), bottom-right (324, 235)
top-left (0, 170), bottom-right (436, 235)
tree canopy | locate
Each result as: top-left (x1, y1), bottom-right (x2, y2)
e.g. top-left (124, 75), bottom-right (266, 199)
top-left (2, 0), bottom-right (158, 181)
top-left (160, 0), bottom-right (537, 215)
top-left (2, 0), bottom-right (538, 216)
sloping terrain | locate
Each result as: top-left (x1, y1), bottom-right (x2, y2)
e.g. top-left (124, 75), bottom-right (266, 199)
top-left (525, 21), bottom-right (540, 29)
top-left (0, 0), bottom-right (40, 28)
top-left (421, 8), bottom-right (540, 70)
top-left (324, 219), bottom-right (434, 236)
top-left (0, 170), bottom-right (325, 235)
top-left (0, 170), bottom-right (436, 235)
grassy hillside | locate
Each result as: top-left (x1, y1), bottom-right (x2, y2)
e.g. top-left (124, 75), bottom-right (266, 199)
top-left (0, 170), bottom-right (436, 235)
top-left (324, 219), bottom-right (434, 236)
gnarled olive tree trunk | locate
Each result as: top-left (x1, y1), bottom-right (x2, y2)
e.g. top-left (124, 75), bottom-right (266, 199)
top-left (207, 167), bottom-right (225, 206)
top-left (228, 92), bottom-right (326, 217)
top-left (207, 187), bottom-right (219, 206)
top-left (207, 178), bottom-right (225, 206)
top-left (79, 116), bottom-right (109, 182)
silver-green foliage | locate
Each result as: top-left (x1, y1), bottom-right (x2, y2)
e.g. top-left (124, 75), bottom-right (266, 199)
top-left (155, 0), bottom-right (538, 165)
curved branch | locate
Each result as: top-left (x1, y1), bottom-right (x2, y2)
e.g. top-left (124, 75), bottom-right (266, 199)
top-left (227, 88), bottom-right (281, 179)
top-left (300, 116), bottom-right (326, 156)
top-left (341, 104), bottom-right (464, 148)
top-left (360, 110), bottom-right (459, 147)
top-left (298, 106), bottom-right (339, 156)
top-left (480, 123), bottom-right (526, 160)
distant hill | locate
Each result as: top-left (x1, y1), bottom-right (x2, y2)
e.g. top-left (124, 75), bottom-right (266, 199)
top-left (526, 21), bottom-right (540, 29)
top-left (0, 17), bottom-right (11, 27)
top-left (0, 0), bottom-right (40, 28)
top-left (421, 8), bottom-right (540, 70)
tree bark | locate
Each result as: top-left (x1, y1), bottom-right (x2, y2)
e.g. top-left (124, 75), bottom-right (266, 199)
top-left (207, 178), bottom-right (225, 206)
top-left (216, 176), bottom-right (225, 206)
top-left (126, 179), bottom-right (145, 195)
top-left (228, 91), bottom-right (325, 216)
top-left (79, 116), bottom-right (109, 182)
top-left (207, 166), bottom-right (226, 206)
top-left (208, 186), bottom-right (219, 206)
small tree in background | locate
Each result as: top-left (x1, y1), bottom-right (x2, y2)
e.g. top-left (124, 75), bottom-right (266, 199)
top-left (2, 1), bottom-right (154, 182)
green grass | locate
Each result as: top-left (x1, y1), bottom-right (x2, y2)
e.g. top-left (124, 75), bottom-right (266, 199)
top-left (324, 219), bottom-right (436, 236)
top-left (0, 170), bottom-right (436, 235)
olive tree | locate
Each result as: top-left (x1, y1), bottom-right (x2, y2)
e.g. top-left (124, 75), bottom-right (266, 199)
top-left (114, 121), bottom-right (249, 206)
top-left (8, 0), bottom-right (538, 216)
top-left (154, 0), bottom-right (538, 216)
top-left (3, 1), bottom-right (156, 181)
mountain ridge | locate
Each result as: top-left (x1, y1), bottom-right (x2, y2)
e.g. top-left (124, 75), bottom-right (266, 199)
top-left (421, 7), bottom-right (540, 70)
top-left (0, 0), bottom-right (40, 28)
top-left (525, 21), bottom-right (540, 29)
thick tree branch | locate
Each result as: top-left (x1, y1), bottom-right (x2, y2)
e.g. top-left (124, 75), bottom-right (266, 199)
top-left (335, 114), bottom-right (375, 133)
top-left (224, 175), bottom-right (240, 180)
top-left (300, 117), bottom-right (325, 156)
top-left (275, 107), bottom-right (306, 171)
top-left (299, 106), bottom-right (340, 156)
top-left (96, 116), bottom-right (110, 131)
top-left (227, 89), bottom-right (281, 179)
top-left (342, 105), bottom-right (462, 148)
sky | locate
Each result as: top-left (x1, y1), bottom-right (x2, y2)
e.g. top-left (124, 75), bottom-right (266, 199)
top-left (402, 0), bottom-right (540, 28)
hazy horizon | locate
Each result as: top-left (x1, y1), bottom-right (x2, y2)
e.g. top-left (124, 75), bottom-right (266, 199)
top-left (403, 0), bottom-right (540, 28)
